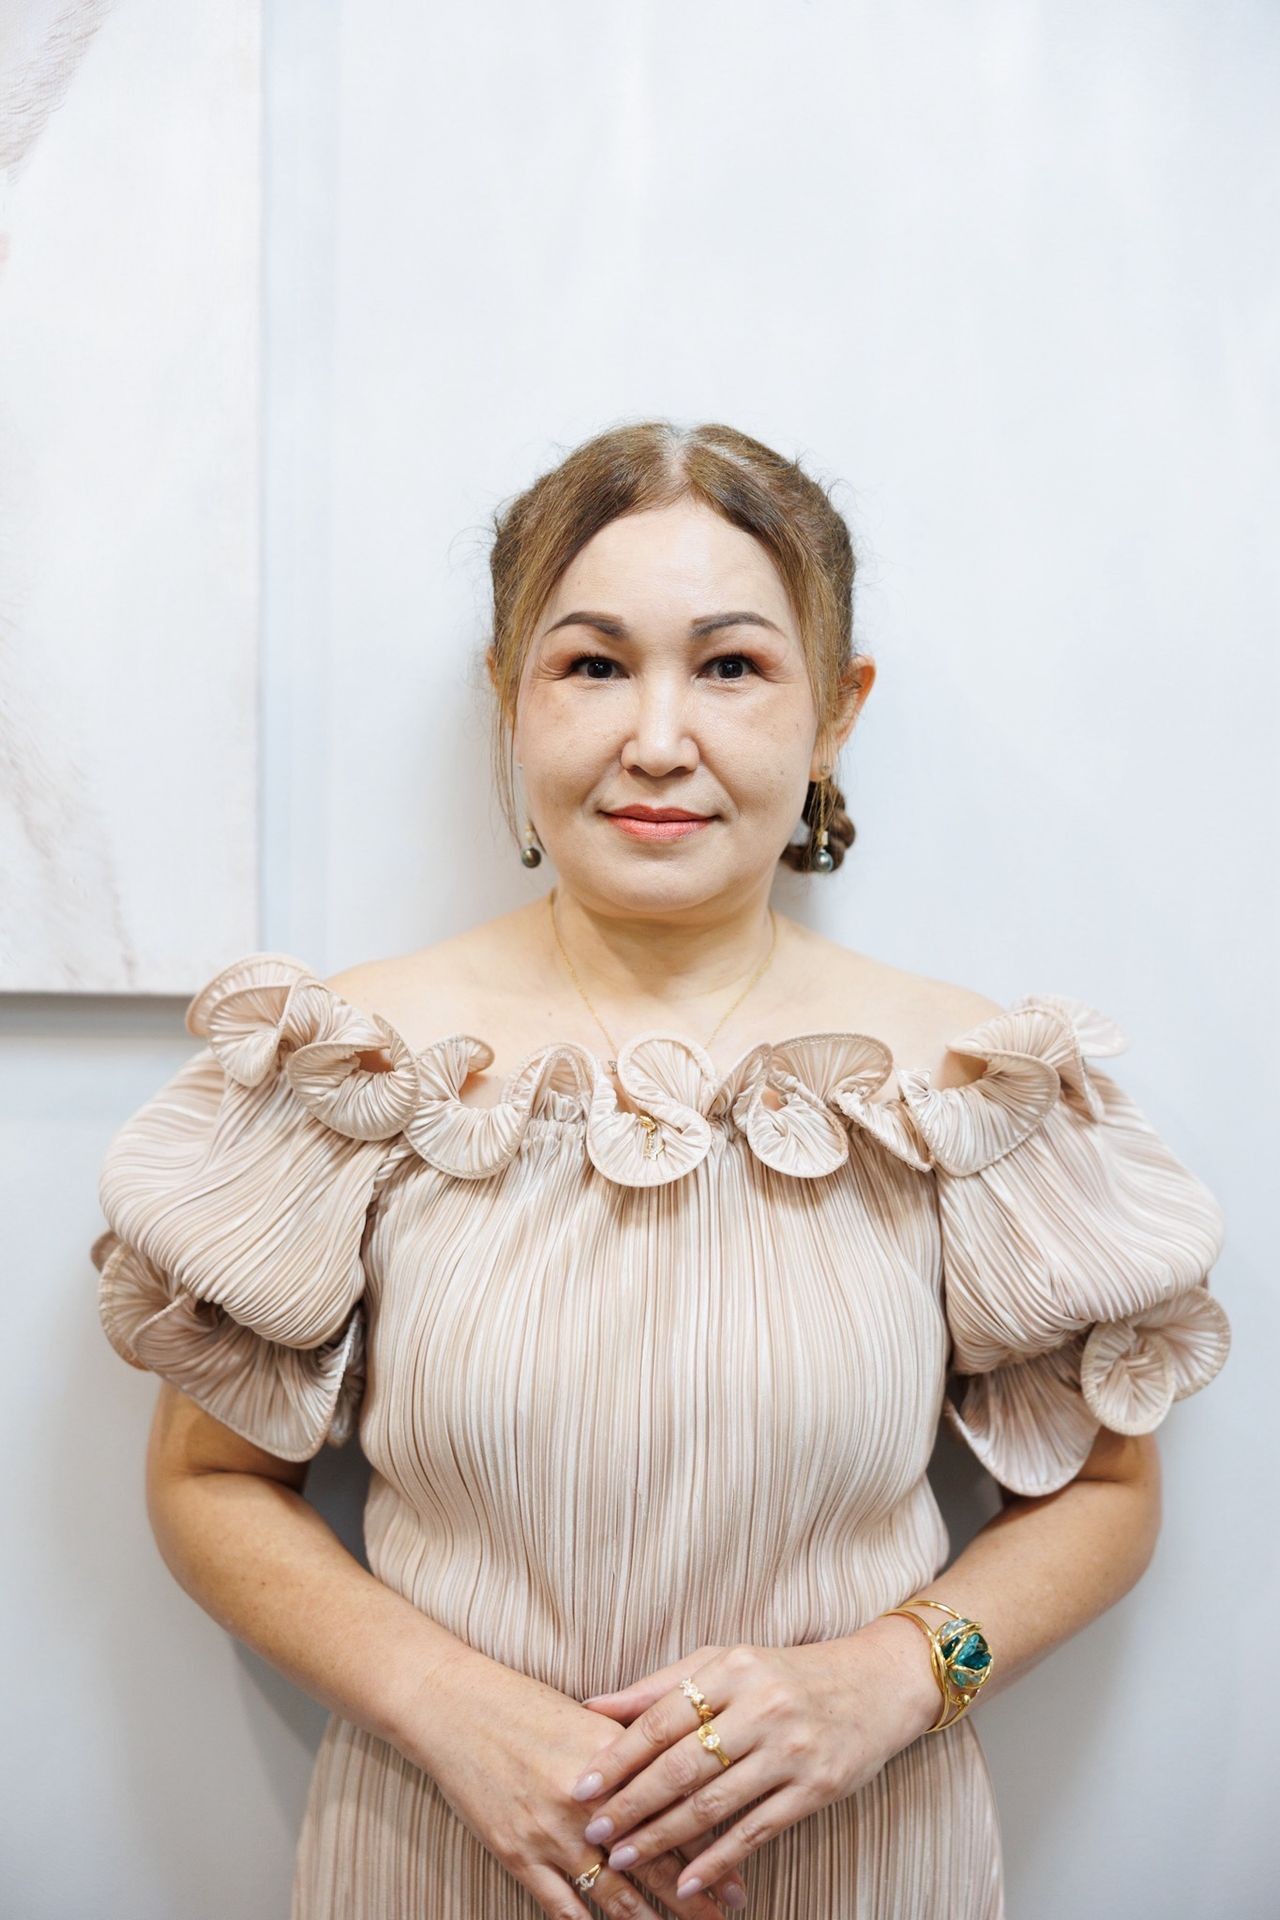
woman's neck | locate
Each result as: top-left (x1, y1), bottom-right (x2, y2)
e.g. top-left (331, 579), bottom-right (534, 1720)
top-left (545, 883), bottom-right (785, 1022)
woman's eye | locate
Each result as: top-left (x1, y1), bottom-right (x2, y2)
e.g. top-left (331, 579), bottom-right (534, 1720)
top-left (564, 652), bottom-right (759, 681)
top-left (565, 654), bottom-right (620, 679)
top-left (705, 652), bottom-right (758, 680)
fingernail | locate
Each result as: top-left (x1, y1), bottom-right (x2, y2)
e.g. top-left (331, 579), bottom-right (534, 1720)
top-left (608, 1844), bottom-right (638, 1869)
top-left (676, 1876), bottom-right (703, 1898)
top-left (723, 1886), bottom-right (748, 1909)
top-left (583, 1816), bottom-right (613, 1844)
top-left (571, 1772), bottom-right (603, 1801)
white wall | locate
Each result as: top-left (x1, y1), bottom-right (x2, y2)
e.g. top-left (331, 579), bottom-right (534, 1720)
top-left (3, 1), bottom-right (1274, 1913)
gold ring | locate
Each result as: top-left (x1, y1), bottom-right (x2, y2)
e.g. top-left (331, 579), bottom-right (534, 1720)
top-left (680, 1677), bottom-right (715, 1724)
top-left (569, 1857), bottom-right (605, 1890)
top-left (697, 1719), bottom-right (733, 1768)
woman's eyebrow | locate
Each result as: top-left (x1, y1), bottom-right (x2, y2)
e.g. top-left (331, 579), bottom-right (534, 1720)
top-left (542, 610), bottom-right (785, 639)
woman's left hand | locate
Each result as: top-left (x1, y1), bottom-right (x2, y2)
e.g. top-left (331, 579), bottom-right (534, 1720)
top-left (565, 1622), bottom-right (938, 1900)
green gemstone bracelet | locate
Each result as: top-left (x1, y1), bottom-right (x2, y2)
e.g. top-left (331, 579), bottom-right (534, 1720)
top-left (880, 1597), bottom-right (995, 1732)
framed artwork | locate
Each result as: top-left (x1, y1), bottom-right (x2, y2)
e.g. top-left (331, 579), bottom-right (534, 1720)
top-left (0, 1), bottom-right (261, 991)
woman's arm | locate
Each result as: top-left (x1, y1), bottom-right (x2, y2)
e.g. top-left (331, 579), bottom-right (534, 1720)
top-left (143, 1382), bottom-right (484, 1758)
top-left (865, 1421), bottom-right (1164, 1742)
top-left (145, 1383), bottom-right (754, 1915)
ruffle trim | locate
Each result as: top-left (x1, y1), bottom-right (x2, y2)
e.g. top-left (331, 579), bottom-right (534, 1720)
top-left (942, 1286), bottom-right (1232, 1496)
top-left (896, 993), bottom-right (1131, 1174)
top-left (182, 955), bottom-right (1138, 1189)
top-left (95, 951), bottom-right (1230, 1474)
top-left (91, 1226), bottom-right (365, 1461)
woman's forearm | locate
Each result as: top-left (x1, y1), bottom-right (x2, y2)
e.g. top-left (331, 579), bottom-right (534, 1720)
top-left (145, 1463), bottom-right (491, 1765)
top-left (862, 1427), bottom-right (1164, 1744)
top-left (146, 1424), bottom-right (1160, 1786)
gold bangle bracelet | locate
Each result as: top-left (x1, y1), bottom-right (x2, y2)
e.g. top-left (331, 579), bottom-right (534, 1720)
top-left (879, 1599), bottom-right (995, 1733)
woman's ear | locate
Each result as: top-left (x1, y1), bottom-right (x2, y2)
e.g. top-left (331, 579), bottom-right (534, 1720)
top-left (836, 654), bottom-right (876, 747)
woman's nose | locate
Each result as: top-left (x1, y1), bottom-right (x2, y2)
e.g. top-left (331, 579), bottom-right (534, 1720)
top-left (618, 680), bottom-right (700, 774)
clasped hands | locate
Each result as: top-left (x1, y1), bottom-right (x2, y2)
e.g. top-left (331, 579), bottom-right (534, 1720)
top-left (565, 1621), bottom-right (933, 1906)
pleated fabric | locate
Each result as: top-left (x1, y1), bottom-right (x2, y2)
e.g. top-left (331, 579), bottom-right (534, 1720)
top-left (91, 952), bottom-right (1232, 1918)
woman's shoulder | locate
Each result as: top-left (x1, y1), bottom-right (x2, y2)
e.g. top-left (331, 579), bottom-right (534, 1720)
top-left (786, 925), bottom-right (1003, 1092)
top-left (322, 940), bottom-right (464, 1032)
top-left (322, 905), bottom-right (539, 1056)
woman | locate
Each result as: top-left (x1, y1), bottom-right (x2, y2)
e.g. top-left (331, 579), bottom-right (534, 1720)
top-left (92, 421), bottom-right (1232, 1918)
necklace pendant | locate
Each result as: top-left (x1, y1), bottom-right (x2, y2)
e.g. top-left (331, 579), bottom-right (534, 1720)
top-left (636, 1111), bottom-right (665, 1158)
top-left (606, 1057), bottom-right (618, 1076)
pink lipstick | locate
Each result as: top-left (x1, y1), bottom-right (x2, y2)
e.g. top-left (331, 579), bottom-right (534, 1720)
top-left (603, 807), bottom-right (713, 842)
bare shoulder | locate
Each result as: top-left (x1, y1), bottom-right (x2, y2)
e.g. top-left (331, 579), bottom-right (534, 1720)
top-left (900, 971), bottom-right (1006, 1090)
top-left (322, 944), bottom-right (452, 1013)
top-left (790, 923), bottom-right (1005, 1091)
top-left (319, 903), bottom-right (541, 1050)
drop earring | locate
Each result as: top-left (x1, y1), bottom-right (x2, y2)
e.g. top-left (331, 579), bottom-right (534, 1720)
top-left (811, 762), bottom-right (835, 873)
top-left (515, 760), bottom-right (543, 867)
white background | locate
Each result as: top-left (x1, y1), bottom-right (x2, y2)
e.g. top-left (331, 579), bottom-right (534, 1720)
top-left (3, 1), bottom-right (1275, 1914)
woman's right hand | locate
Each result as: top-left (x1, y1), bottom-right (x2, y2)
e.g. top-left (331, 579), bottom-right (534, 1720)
top-left (396, 1652), bottom-right (749, 1916)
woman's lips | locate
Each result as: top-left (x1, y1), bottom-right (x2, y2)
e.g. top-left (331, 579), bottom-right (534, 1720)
top-left (603, 813), bottom-right (713, 841)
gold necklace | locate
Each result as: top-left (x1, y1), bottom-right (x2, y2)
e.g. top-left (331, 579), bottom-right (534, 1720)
top-left (546, 885), bottom-right (780, 1081)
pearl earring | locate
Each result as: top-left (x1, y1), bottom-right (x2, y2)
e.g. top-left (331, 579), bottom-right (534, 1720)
top-left (515, 760), bottom-right (543, 867)
top-left (811, 761), bottom-right (835, 873)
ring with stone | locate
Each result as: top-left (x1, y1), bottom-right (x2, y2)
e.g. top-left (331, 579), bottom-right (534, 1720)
top-left (696, 1719), bottom-right (734, 1768)
top-left (679, 1677), bottom-right (715, 1724)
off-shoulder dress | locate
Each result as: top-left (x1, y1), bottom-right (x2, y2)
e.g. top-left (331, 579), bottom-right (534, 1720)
top-left (90, 950), bottom-right (1232, 1919)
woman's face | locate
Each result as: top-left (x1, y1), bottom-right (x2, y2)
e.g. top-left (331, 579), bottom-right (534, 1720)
top-left (509, 498), bottom-right (870, 917)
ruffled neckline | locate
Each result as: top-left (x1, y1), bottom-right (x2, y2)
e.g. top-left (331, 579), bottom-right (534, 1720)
top-left (183, 950), bottom-right (1131, 1189)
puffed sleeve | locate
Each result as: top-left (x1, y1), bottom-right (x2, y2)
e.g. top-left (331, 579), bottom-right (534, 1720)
top-left (897, 994), bottom-right (1232, 1498)
top-left (90, 952), bottom-right (421, 1461)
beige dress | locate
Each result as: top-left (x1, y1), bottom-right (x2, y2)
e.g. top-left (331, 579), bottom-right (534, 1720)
top-left (91, 950), bottom-right (1232, 1918)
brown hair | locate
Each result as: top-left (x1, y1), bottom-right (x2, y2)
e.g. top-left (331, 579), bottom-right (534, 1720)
top-left (484, 419), bottom-right (869, 872)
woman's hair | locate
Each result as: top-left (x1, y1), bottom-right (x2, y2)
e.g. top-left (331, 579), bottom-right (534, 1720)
top-left (485, 419), bottom-right (870, 872)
